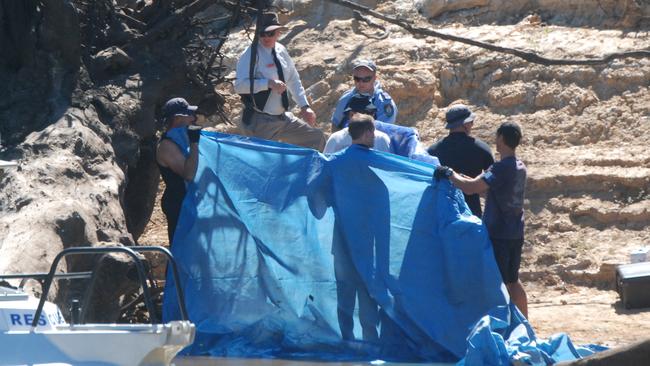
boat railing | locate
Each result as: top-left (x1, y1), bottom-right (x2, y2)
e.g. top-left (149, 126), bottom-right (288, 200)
top-left (128, 245), bottom-right (188, 321)
top-left (15, 246), bottom-right (188, 329)
top-left (0, 271), bottom-right (94, 289)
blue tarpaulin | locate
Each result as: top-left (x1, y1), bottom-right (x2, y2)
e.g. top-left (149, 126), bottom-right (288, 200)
top-left (162, 128), bottom-right (600, 364)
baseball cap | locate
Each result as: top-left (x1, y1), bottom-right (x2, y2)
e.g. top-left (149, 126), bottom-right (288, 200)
top-left (162, 97), bottom-right (198, 120)
top-left (445, 104), bottom-right (475, 129)
top-left (344, 95), bottom-right (377, 114)
top-left (352, 59), bottom-right (377, 73)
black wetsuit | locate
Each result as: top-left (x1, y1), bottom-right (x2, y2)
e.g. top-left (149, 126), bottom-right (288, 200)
top-left (157, 132), bottom-right (186, 244)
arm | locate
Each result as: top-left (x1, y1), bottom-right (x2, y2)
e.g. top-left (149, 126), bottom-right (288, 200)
top-left (280, 46), bottom-right (310, 108)
top-left (278, 46), bottom-right (316, 125)
top-left (299, 105), bottom-right (317, 126)
top-left (449, 170), bottom-right (489, 195)
top-left (157, 139), bottom-right (199, 181)
top-left (480, 146), bottom-right (495, 198)
top-left (233, 47), bottom-right (270, 95)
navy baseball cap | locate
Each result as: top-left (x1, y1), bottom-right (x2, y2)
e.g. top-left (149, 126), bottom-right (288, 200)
top-left (344, 95), bottom-right (377, 114)
top-left (162, 97), bottom-right (198, 120)
top-left (445, 104), bottom-right (475, 129)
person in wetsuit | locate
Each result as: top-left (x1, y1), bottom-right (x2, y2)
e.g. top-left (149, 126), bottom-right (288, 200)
top-left (156, 97), bottom-right (201, 245)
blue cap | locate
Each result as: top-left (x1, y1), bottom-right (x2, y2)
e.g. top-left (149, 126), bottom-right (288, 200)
top-left (162, 97), bottom-right (198, 120)
top-left (344, 95), bottom-right (377, 114)
top-left (445, 104), bottom-right (475, 129)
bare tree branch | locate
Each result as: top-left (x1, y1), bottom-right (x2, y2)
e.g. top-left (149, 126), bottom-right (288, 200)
top-left (203, 0), bottom-right (242, 81)
top-left (353, 10), bottom-right (389, 39)
top-left (125, 0), bottom-right (215, 50)
top-left (115, 11), bottom-right (147, 30)
top-left (222, 0), bottom-right (259, 13)
top-left (327, 0), bottom-right (650, 66)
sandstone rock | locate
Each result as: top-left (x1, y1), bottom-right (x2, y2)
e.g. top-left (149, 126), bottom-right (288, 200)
top-left (487, 81), bottom-right (530, 110)
top-left (416, 0), bottom-right (489, 19)
top-left (276, 0), bottom-right (379, 20)
top-left (384, 68), bottom-right (438, 125)
top-left (0, 0), bottom-right (80, 147)
top-left (0, 110), bottom-right (133, 277)
top-left (307, 80), bottom-right (334, 111)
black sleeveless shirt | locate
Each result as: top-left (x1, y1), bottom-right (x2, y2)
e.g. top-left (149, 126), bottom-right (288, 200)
top-left (157, 132), bottom-right (186, 241)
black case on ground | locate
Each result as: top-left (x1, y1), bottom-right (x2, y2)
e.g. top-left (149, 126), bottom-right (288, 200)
top-left (616, 262), bottom-right (650, 309)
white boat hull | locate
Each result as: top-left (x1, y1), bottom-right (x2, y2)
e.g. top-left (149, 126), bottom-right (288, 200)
top-left (0, 321), bottom-right (194, 366)
top-left (0, 246), bottom-right (196, 366)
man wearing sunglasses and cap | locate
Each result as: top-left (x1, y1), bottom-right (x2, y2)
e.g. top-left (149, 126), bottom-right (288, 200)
top-left (235, 12), bottom-right (325, 151)
top-left (331, 59), bottom-right (398, 132)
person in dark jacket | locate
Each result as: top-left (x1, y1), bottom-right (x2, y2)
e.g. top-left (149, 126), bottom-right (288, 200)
top-left (428, 104), bottom-right (494, 217)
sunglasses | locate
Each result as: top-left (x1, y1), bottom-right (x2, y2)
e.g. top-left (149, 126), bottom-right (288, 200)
top-left (353, 75), bottom-right (374, 83)
top-left (260, 30), bottom-right (277, 38)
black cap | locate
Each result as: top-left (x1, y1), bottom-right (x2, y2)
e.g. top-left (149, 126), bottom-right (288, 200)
top-left (344, 95), bottom-right (377, 114)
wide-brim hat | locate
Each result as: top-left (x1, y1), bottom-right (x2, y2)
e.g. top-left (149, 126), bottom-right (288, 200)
top-left (259, 12), bottom-right (288, 33)
top-left (445, 104), bottom-right (475, 129)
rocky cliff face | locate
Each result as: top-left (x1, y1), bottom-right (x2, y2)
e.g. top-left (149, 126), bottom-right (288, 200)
top-left (0, 0), bottom-right (230, 279)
